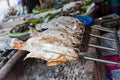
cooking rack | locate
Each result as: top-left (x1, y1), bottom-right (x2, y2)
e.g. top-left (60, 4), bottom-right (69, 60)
top-left (0, 20), bottom-right (119, 80)
top-left (79, 14), bottom-right (120, 64)
top-left (80, 24), bottom-right (120, 62)
top-left (42, 25), bottom-right (120, 65)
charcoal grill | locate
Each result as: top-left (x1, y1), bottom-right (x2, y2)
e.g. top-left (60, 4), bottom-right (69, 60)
top-left (0, 14), bottom-right (120, 80)
top-left (0, 26), bottom-right (114, 80)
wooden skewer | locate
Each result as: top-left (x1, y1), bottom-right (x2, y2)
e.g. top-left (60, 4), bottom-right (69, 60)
top-left (89, 33), bottom-right (116, 41)
top-left (83, 43), bottom-right (118, 52)
top-left (43, 50), bottom-right (120, 65)
top-left (91, 25), bottom-right (114, 33)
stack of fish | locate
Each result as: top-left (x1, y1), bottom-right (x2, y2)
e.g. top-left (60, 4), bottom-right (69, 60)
top-left (10, 16), bottom-right (85, 66)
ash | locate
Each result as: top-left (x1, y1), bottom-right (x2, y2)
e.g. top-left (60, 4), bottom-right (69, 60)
top-left (26, 59), bottom-right (95, 80)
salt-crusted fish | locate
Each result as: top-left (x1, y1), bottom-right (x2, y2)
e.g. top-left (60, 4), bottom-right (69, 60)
top-left (10, 16), bottom-right (85, 66)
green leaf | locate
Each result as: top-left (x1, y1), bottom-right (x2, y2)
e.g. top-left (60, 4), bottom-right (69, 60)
top-left (40, 8), bottom-right (55, 13)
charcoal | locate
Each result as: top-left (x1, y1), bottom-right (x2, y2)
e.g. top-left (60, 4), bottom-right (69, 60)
top-left (10, 58), bottom-right (94, 80)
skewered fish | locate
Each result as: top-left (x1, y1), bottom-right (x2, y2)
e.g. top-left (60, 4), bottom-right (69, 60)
top-left (10, 36), bottom-right (79, 66)
top-left (10, 16), bottom-right (85, 66)
top-left (39, 16), bottom-right (84, 31)
top-left (30, 28), bottom-right (82, 45)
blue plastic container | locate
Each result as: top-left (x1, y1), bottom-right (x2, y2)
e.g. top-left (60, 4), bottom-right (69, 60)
top-left (73, 16), bottom-right (93, 26)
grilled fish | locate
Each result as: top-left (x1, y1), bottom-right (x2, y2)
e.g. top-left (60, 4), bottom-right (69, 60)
top-left (10, 16), bottom-right (85, 66)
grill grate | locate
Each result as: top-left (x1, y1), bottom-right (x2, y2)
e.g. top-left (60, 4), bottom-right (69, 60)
top-left (0, 50), bottom-right (28, 80)
top-left (0, 14), bottom-right (119, 80)
top-left (0, 49), bottom-right (18, 69)
top-left (80, 25), bottom-right (120, 63)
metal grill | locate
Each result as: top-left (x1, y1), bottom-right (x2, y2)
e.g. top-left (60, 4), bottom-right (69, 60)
top-left (80, 14), bottom-right (120, 64)
top-left (0, 14), bottom-right (119, 80)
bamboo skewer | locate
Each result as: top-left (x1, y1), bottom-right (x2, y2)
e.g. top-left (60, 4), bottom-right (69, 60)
top-left (43, 50), bottom-right (120, 65)
top-left (91, 25), bottom-right (114, 33)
